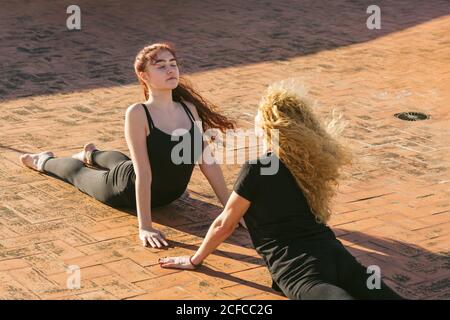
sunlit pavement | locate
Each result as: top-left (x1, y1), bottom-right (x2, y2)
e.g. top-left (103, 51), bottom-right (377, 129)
top-left (0, 0), bottom-right (449, 299)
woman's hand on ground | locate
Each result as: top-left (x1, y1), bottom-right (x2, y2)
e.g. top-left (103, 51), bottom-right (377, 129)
top-left (158, 256), bottom-right (198, 270)
top-left (139, 226), bottom-right (168, 248)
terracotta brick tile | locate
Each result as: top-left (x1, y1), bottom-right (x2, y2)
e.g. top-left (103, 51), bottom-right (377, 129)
top-left (104, 258), bottom-right (154, 283)
top-left (64, 215), bottom-right (109, 234)
top-left (145, 264), bottom-right (183, 278)
top-left (23, 253), bottom-right (69, 275)
top-left (77, 289), bottom-right (118, 300)
top-left (50, 227), bottom-right (98, 246)
top-left (90, 226), bottom-right (138, 241)
top-left (0, 244), bottom-right (42, 261)
top-left (8, 267), bottom-right (60, 296)
top-left (134, 272), bottom-right (198, 291)
top-left (372, 213), bottom-right (429, 231)
top-left (64, 250), bottom-right (126, 269)
top-left (0, 258), bottom-right (30, 271)
top-left (76, 237), bottom-right (134, 255)
top-left (240, 292), bottom-right (287, 300)
top-left (1, 0), bottom-right (449, 300)
top-left (36, 240), bottom-right (85, 260)
top-left (417, 212), bottom-right (450, 226)
top-left (0, 271), bottom-right (39, 299)
top-left (90, 274), bottom-right (146, 299)
top-left (126, 286), bottom-right (198, 300)
top-left (414, 221), bottom-right (450, 240)
top-left (47, 265), bottom-right (112, 286)
top-left (228, 267), bottom-right (273, 288)
top-left (190, 268), bottom-right (248, 289)
top-left (0, 224), bottom-right (19, 239)
top-left (0, 232), bottom-right (57, 248)
top-left (116, 245), bottom-right (161, 267)
top-left (202, 253), bottom-right (259, 274)
top-left (333, 217), bottom-right (386, 232)
top-left (182, 280), bottom-right (236, 300)
top-left (98, 215), bottom-right (137, 229)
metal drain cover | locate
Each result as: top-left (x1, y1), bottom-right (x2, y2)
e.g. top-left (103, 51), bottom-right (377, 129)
top-left (394, 112), bottom-right (430, 121)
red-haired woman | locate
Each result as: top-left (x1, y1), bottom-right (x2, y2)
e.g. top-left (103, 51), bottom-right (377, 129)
top-left (20, 43), bottom-right (235, 248)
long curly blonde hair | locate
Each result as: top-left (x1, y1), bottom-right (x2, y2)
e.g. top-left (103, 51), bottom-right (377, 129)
top-left (258, 79), bottom-right (354, 224)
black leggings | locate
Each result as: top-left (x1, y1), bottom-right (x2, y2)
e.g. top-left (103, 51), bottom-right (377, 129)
top-left (42, 150), bottom-right (135, 208)
top-left (299, 278), bottom-right (404, 300)
top-left (274, 242), bottom-right (406, 300)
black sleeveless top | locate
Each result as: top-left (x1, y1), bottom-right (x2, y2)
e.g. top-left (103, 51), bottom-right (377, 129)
top-left (127, 101), bottom-right (203, 208)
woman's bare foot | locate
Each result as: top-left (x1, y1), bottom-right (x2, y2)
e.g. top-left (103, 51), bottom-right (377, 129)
top-left (20, 151), bottom-right (54, 172)
top-left (72, 143), bottom-right (98, 165)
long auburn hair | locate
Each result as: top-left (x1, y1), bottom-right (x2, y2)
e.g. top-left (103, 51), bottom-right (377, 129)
top-left (134, 42), bottom-right (235, 133)
top-left (258, 79), bottom-right (354, 224)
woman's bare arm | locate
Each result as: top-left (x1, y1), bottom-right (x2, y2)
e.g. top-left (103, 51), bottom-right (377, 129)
top-left (159, 191), bottom-right (250, 269)
top-left (125, 104), bottom-right (152, 226)
top-left (191, 192), bottom-right (250, 263)
top-left (124, 104), bottom-right (168, 248)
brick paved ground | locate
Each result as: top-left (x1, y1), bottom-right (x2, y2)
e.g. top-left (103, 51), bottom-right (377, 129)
top-left (0, 0), bottom-right (449, 299)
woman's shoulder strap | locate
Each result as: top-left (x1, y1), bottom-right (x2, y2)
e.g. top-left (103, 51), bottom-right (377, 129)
top-left (141, 103), bottom-right (154, 130)
top-left (179, 100), bottom-right (196, 122)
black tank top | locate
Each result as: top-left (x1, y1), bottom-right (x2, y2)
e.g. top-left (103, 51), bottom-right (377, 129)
top-left (128, 101), bottom-right (203, 208)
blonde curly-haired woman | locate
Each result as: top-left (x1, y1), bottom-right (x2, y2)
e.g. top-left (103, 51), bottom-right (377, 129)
top-left (158, 80), bottom-right (405, 300)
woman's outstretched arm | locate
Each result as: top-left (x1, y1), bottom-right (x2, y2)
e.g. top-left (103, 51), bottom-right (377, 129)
top-left (158, 191), bottom-right (250, 269)
top-left (125, 104), bottom-right (168, 248)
